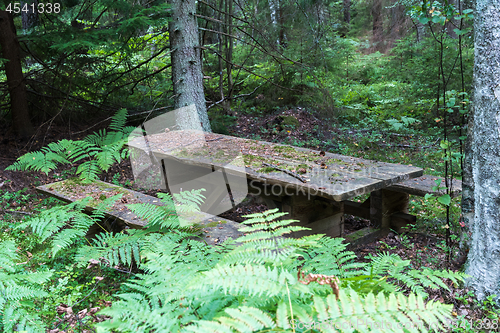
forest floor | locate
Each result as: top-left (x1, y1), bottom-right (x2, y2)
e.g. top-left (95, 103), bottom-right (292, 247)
top-left (0, 109), bottom-right (491, 331)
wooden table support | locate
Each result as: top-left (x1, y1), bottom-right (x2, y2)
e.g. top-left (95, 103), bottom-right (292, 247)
top-left (370, 189), bottom-right (409, 229)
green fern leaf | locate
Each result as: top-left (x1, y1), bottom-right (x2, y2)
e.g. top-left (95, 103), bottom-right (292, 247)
top-left (109, 108), bottom-right (128, 132)
top-left (76, 160), bottom-right (101, 182)
top-left (185, 306), bottom-right (275, 333)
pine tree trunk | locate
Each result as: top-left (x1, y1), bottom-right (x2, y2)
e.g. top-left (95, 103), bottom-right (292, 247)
top-left (465, 0), bottom-right (500, 300)
top-left (169, 0), bottom-right (212, 132)
top-left (0, 10), bottom-right (34, 138)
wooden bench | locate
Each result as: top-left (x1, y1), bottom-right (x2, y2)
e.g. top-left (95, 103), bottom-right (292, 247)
top-left (343, 175), bottom-right (462, 247)
top-left (387, 175), bottom-right (462, 198)
top-left (36, 179), bottom-right (243, 246)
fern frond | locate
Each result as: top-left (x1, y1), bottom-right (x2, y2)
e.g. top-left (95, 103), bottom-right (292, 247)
top-left (184, 306), bottom-right (276, 333)
top-left (366, 252), bottom-right (407, 276)
top-left (127, 203), bottom-right (180, 229)
top-left (363, 252), bottom-right (467, 298)
top-left (84, 128), bottom-right (107, 146)
top-left (0, 241), bottom-right (51, 333)
top-left (5, 148), bottom-right (70, 175)
top-left (300, 237), bottom-right (367, 278)
top-left (2, 304), bottom-right (47, 333)
top-left (278, 290), bottom-right (452, 333)
top-left (241, 208), bottom-right (288, 225)
top-left (0, 240), bottom-right (18, 273)
top-left (96, 295), bottom-right (186, 333)
top-left (172, 189), bottom-right (206, 213)
top-left (75, 230), bottom-right (146, 268)
top-left (109, 108), bottom-right (128, 132)
top-left (76, 160), bottom-right (101, 182)
top-left (238, 223), bottom-right (310, 239)
top-left (67, 140), bottom-right (100, 161)
top-left (219, 236), bottom-right (320, 267)
top-left (192, 264), bottom-right (303, 298)
top-left (16, 199), bottom-right (91, 242)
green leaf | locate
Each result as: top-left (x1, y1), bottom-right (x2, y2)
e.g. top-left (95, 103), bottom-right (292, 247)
top-left (432, 15), bottom-right (446, 24)
top-left (440, 141), bottom-right (449, 149)
top-left (437, 194), bottom-right (451, 206)
top-left (446, 98), bottom-right (456, 107)
top-left (434, 179), bottom-right (442, 186)
top-left (418, 16), bottom-right (430, 24)
top-left (424, 193), bottom-right (434, 200)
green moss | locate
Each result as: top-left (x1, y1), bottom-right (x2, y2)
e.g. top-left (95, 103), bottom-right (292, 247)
top-left (273, 145), bottom-right (297, 153)
top-left (257, 167), bottom-right (276, 173)
top-left (51, 178), bottom-right (130, 206)
top-left (204, 220), bottom-right (227, 227)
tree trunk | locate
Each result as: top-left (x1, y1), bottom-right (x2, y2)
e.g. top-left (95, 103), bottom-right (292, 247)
top-left (389, 4), bottom-right (404, 41)
top-left (0, 10), bottom-right (34, 138)
top-left (21, 0), bottom-right (38, 30)
top-left (343, 0), bottom-right (351, 24)
top-left (415, 21), bottom-right (425, 43)
top-left (465, 0), bottom-right (500, 301)
top-left (277, 0), bottom-right (286, 48)
top-left (169, 0), bottom-right (212, 132)
top-left (224, 0), bottom-right (234, 115)
top-left (461, 108), bottom-right (473, 253)
top-left (371, 0), bottom-right (383, 45)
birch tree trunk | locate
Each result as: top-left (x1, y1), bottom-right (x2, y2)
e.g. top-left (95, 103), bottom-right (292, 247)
top-left (169, 0), bottom-right (212, 132)
top-left (465, 0), bottom-right (500, 300)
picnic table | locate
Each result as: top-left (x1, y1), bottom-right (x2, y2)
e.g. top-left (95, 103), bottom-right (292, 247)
top-left (127, 129), bottom-right (423, 241)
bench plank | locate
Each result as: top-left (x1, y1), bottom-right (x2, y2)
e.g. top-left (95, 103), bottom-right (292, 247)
top-left (36, 179), bottom-right (243, 245)
top-left (388, 175), bottom-right (462, 198)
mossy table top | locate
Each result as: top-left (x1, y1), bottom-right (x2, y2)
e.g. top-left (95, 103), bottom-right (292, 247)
top-left (127, 130), bottom-right (423, 202)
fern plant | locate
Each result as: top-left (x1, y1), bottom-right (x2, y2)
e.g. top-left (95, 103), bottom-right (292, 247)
top-left (6, 109), bottom-right (136, 182)
top-left (90, 208), bottom-right (463, 333)
top-left (10, 189), bottom-right (465, 332)
top-left (0, 187), bottom-right (208, 331)
top-left (0, 240), bottom-right (52, 332)
top-left (16, 194), bottom-right (124, 257)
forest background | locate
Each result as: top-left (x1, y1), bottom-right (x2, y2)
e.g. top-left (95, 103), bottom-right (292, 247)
top-left (0, 0), bottom-right (491, 331)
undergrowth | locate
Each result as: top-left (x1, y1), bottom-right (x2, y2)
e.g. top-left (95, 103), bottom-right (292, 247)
top-left (0, 197), bottom-right (467, 332)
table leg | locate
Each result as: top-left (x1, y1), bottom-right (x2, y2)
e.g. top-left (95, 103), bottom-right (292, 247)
top-left (370, 189), bottom-right (409, 229)
top-left (281, 194), bottom-right (344, 238)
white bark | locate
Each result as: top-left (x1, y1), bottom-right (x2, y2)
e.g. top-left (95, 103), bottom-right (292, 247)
top-left (465, 0), bottom-right (500, 301)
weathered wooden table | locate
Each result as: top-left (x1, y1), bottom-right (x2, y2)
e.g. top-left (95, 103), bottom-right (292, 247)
top-left (127, 130), bottom-right (423, 240)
